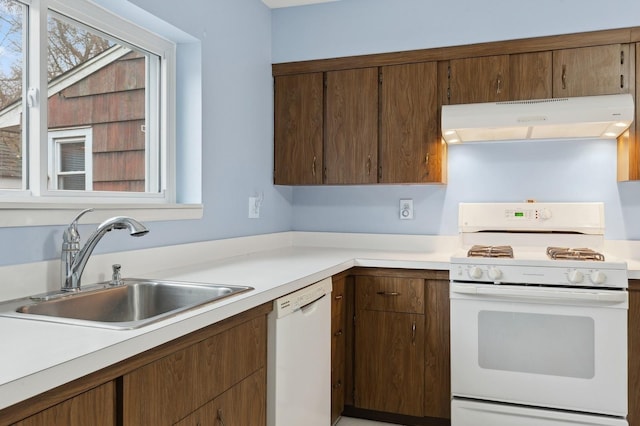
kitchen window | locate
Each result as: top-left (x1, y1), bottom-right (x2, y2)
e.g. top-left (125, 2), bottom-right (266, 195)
top-left (0, 0), bottom-right (201, 226)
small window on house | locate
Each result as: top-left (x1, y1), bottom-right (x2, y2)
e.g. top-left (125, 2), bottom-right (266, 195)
top-left (49, 128), bottom-right (92, 190)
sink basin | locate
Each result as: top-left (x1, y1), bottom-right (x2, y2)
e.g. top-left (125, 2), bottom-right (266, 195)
top-left (0, 279), bottom-right (253, 330)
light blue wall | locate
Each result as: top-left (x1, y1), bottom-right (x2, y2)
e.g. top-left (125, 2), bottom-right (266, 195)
top-left (0, 0), bottom-right (291, 266)
top-left (273, 0), bottom-right (640, 240)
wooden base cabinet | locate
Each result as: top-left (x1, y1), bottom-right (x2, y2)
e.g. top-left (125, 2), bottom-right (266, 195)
top-left (346, 269), bottom-right (450, 423)
top-left (10, 382), bottom-right (116, 426)
top-left (123, 314), bottom-right (267, 425)
top-left (331, 274), bottom-right (348, 424)
top-left (0, 304), bottom-right (271, 426)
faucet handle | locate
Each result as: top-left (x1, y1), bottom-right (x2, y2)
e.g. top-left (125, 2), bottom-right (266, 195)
top-left (64, 208), bottom-right (94, 243)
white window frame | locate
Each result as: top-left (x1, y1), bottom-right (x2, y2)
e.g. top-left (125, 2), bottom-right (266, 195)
top-left (48, 127), bottom-right (92, 191)
top-left (0, 0), bottom-right (202, 226)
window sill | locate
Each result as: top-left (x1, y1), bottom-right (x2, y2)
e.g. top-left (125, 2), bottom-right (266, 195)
top-left (0, 202), bottom-right (203, 227)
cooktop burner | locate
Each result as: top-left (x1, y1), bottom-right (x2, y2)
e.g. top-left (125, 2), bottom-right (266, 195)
top-left (467, 245), bottom-right (514, 258)
top-left (546, 247), bottom-right (605, 261)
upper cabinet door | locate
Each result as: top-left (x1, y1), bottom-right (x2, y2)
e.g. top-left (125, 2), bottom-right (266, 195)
top-left (448, 55), bottom-right (510, 104)
top-left (325, 68), bottom-right (379, 184)
top-left (553, 44), bottom-right (631, 97)
top-left (274, 73), bottom-right (323, 185)
top-left (509, 51), bottom-right (553, 100)
top-left (379, 62), bottom-right (441, 183)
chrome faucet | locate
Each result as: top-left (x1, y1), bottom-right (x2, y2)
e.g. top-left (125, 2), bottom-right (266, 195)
top-left (61, 209), bottom-right (149, 292)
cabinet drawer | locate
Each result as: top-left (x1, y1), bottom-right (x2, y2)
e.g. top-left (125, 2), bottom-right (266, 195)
top-left (355, 276), bottom-right (424, 314)
top-left (174, 368), bottom-right (266, 426)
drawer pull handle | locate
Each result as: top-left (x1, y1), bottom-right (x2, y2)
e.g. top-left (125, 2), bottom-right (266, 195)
top-left (217, 408), bottom-right (226, 426)
top-left (411, 322), bottom-right (416, 344)
top-left (334, 294), bottom-right (343, 300)
top-left (376, 291), bottom-right (400, 296)
top-left (334, 329), bottom-right (343, 337)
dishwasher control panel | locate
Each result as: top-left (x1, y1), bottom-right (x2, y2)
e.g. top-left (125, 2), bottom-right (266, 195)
top-left (273, 278), bottom-right (333, 319)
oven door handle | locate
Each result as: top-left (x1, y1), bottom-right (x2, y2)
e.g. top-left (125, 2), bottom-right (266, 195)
top-left (452, 285), bottom-right (628, 304)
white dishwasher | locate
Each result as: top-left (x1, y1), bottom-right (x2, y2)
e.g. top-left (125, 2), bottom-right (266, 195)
top-left (267, 278), bottom-right (332, 426)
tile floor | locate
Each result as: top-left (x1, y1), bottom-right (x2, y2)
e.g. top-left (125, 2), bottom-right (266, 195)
top-left (336, 416), bottom-right (398, 426)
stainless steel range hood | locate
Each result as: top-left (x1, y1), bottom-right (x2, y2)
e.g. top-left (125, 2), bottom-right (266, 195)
top-left (441, 94), bottom-right (634, 144)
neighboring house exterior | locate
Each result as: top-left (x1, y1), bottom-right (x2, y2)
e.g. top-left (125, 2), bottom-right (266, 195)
top-left (0, 45), bottom-right (146, 192)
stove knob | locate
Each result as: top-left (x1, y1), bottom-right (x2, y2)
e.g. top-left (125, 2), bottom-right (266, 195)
top-left (590, 270), bottom-right (607, 285)
top-left (567, 269), bottom-right (584, 284)
top-left (468, 266), bottom-right (483, 279)
top-left (488, 267), bottom-right (502, 280)
top-left (538, 208), bottom-right (552, 220)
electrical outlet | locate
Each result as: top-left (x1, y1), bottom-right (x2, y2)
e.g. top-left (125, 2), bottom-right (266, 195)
top-left (249, 197), bottom-right (260, 218)
top-left (400, 199), bottom-right (413, 220)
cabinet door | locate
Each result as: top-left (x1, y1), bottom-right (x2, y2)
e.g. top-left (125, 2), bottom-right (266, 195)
top-left (274, 73), bottom-right (323, 185)
top-left (424, 279), bottom-right (451, 419)
top-left (174, 368), bottom-right (266, 426)
top-left (123, 315), bottom-right (266, 425)
top-left (12, 382), bottom-right (115, 426)
top-left (629, 280), bottom-right (640, 426)
top-left (354, 310), bottom-right (425, 416)
top-left (380, 62), bottom-right (442, 183)
top-left (509, 51), bottom-right (552, 100)
top-left (325, 68), bottom-right (378, 184)
top-left (448, 55), bottom-right (510, 104)
top-left (553, 44), bottom-right (631, 97)
top-left (331, 276), bottom-right (347, 423)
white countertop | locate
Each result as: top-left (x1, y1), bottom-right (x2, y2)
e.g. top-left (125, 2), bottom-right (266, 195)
top-left (0, 242), bottom-right (450, 411)
top-left (1, 230), bottom-right (640, 412)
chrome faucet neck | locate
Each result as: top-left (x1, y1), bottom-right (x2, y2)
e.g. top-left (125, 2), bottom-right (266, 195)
top-left (60, 211), bottom-right (149, 292)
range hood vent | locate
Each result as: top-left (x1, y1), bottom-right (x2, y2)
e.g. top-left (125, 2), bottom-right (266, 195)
top-left (441, 94), bottom-right (634, 144)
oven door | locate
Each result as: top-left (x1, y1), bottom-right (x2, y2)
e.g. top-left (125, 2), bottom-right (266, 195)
top-left (450, 282), bottom-right (628, 417)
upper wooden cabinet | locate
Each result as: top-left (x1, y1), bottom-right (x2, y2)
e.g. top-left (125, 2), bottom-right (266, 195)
top-left (274, 26), bottom-right (640, 182)
top-left (509, 52), bottom-right (553, 100)
top-left (325, 68), bottom-right (378, 184)
top-left (446, 53), bottom-right (552, 104)
top-left (447, 55), bottom-right (510, 104)
top-left (274, 73), bottom-right (323, 185)
top-left (553, 44), bottom-right (631, 97)
top-left (617, 42), bottom-right (639, 181)
top-left (380, 62), bottom-right (443, 183)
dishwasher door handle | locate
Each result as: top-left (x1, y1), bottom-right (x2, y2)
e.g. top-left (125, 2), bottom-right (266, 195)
top-left (300, 293), bottom-right (326, 312)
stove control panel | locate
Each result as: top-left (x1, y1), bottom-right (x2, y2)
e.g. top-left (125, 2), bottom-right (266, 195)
top-left (451, 262), bottom-right (627, 289)
top-left (459, 202), bottom-right (605, 234)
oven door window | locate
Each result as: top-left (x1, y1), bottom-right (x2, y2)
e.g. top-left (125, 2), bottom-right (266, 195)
top-left (478, 311), bottom-right (594, 379)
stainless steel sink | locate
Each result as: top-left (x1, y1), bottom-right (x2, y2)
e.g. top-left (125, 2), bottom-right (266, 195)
top-left (0, 279), bottom-right (253, 330)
